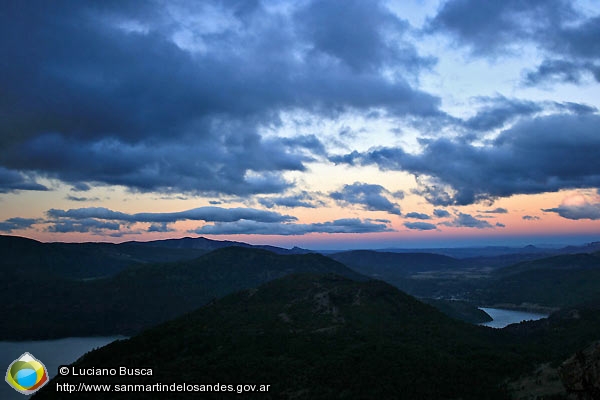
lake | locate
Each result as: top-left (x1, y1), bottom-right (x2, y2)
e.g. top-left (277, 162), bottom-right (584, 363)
top-left (1, 336), bottom-right (124, 399)
top-left (479, 307), bottom-right (548, 328)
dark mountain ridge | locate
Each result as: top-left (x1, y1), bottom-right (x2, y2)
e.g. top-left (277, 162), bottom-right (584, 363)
top-left (329, 249), bottom-right (464, 276)
top-left (32, 274), bottom-right (519, 399)
top-left (32, 273), bottom-right (600, 400)
top-left (0, 246), bottom-right (363, 340)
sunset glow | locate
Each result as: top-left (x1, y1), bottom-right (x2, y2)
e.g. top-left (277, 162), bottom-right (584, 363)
top-left (1, 0), bottom-right (599, 248)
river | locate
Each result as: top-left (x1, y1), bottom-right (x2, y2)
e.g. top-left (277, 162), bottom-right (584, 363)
top-left (1, 336), bottom-right (124, 399)
top-left (479, 307), bottom-right (548, 328)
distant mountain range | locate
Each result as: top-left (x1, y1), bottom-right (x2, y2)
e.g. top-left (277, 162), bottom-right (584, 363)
top-left (0, 234), bottom-right (310, 280)
top-left (329, 250), bottom-right (464, 276)
top-left (2, 234), bottom-right (600, 339)
top-left (477, 251), bottom-right (600, 309)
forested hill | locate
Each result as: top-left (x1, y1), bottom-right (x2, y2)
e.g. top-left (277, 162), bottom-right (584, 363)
top-left (0, 246), bottom-right (363, 340)
top-left (33, 273), bottom-right (600, 399)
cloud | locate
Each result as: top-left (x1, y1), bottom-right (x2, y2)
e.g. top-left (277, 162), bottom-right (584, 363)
top-left (258, 191), bottom-right (321, 209)
top-left (405, 212), bottom-right (431, 220)
top-left (148, 222), bottom-right (175, 233)
top-left (330, 182), bottom-right (401, 215)
top-left (47, 218), bottom-right (121, 233)
top-left (433, 209), bottom-right (451, 218)
top-left (480, 208), bottom-right (508, 214)
top-left (0, 217), bottom-right (40, 232)
top-left (543, 203), bottom-right (600, 220)
top-left (428, 0), bottom-right (576, 54)
top-left (442, 213), bottom-right (493, 229)
top-left (191, 218), bottom-right (392, 236)
top-left (522, 215), bottom-right (540, 221)
top-left (3, 132), bottom-right (301, 196)
top-left (462, 96), bottom-right (542, 132)
top-left (428, 0), bottom-right (600, 85)
top-left (524, 59), bottom-right (600, 85)
top-left (0, 0), bottom-right (442, 196)
top-left (66, 195), bottom-right (100, 202)
top-left (46, 206), bottom-right (296, 224)
top-left (495, 222), bottom-right (506, 228)
top-left (296, 0), bottom-right (435, 74)
top-left (70, 182), bottom-right (91, 192)
top-left (332, 114), bottom-right (600, 205)
top-left (0, 167), bottom-right (48, 193)
top-left (404, 221), bottom-right (437, 231)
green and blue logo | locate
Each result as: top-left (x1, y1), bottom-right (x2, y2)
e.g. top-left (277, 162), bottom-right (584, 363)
top-left (5, 352), bottom-right (49, 395)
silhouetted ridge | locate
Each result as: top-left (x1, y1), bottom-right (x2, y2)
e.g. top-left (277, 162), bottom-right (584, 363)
top-left (1, 247), bottom-right (363, 340)
top-left (33, 274), bottom-right (517, 400)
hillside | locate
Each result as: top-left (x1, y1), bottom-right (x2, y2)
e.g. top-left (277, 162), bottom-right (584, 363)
top-left (0, 234), bottom-right (306, 280)
top-left (0, 247), bottom-right (363, 340)
top-left (494, 252), bottom-right (600, 277)
top-left (32, 274), bottom-right (522, 400)
top-left (328, 249), bottom-right (489, 313)
top-left (32, 273), bottom-right (600, 400)
top-left (0, 235), bottom-right (206, 279)
top-left (127, 236), bottom-right (311, 254)
top-left (478, 252), bottom-right (600, 309)
top-left (329, 250), bottom-right (464, 276)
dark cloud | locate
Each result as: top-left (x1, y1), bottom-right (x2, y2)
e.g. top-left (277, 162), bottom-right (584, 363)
top-left (442, 213), bottom-right (493, 229)
top-left (191, 218), bottom-right (392, 235)
top-left (258, 192), bottom-right (321, 209)
top-left (0, 0), bottom-right (441, 196)
top-left (0, 217), bottom-right (40, 232)
top-left (543, 203), bottom-right (600, 220)
top-left (333, 114), bottom-right (600, 205)
top-left (47, 206), bottom-right (295, 224)
top-left (495, 222), bottom-right (506, 228)
top-left (451, 97), bottom-right (597, 136)
top-left (522, 215), bottom-right (540, 221)
top-left (433, 209), bottom-right (451, 218)
top-left (296, 0), bottom-right (435, 74)
top-left (463, 97), bottom-right (542, 132)
top-left (70, 183), bottom-right (91, 192)
top-left (66, 195), bottom-right (100, 202)
top-left (524, 59), bottom-right (600, 85)
top-left (405, 212), bottom-right (431, 220)
top-left (404, 221), bottom-right (437, 231)
top-left (553, 102), bottom-right (599, 115)
top-left (0, 167), bottom-right (48, 193)
top-left (428, 0), bottom-right (600, 85)
top-left (331, 182), bottom-right (401, 215)
top-left (2, 132), bottom-right (301, 195)
top-left (148, 222), bottom-right (175, 233)
top-left (427, 0), bottom-right (576, 56)
top-left (47, 218), bottom-right (121, 233)
top-left (480, 208), bottom-right (508, 214)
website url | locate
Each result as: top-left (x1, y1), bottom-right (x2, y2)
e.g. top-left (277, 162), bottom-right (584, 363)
top-left (56, 382), bottom-right (270, 394)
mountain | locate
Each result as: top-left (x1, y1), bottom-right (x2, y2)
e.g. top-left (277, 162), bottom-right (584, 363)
top-left (0, 247), bottom-right (363, 340)
top-left (0, 234), bottom-right (309, 280)
top-left (32, 274), bottom-right (524, 400)
top-left (378, 242), bottom-right (600, 259)
top-left (478, 252), bottom-right (600, 309)
top-left (127, 236), bottom-right (311, 255)
top-left (329, 250), bottom-right (464, 276)
top-left (328, 249), bottom-right (486, 303)
top-left (494, 252), bottom-right (600, 277)
top-left (0, 235), bottom-right (206, 279)
top-left (420, 298), bottom-right (492, 324)
top-left (32, 273), bottom-right (600, 400)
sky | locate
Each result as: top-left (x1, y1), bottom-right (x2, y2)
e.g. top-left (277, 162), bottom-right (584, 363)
top-left (1, 0), bottom-right (599, 249)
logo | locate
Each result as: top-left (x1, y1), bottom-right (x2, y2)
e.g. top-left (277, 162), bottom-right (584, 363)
top-left (5, 352), bottom-right (49, 395)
